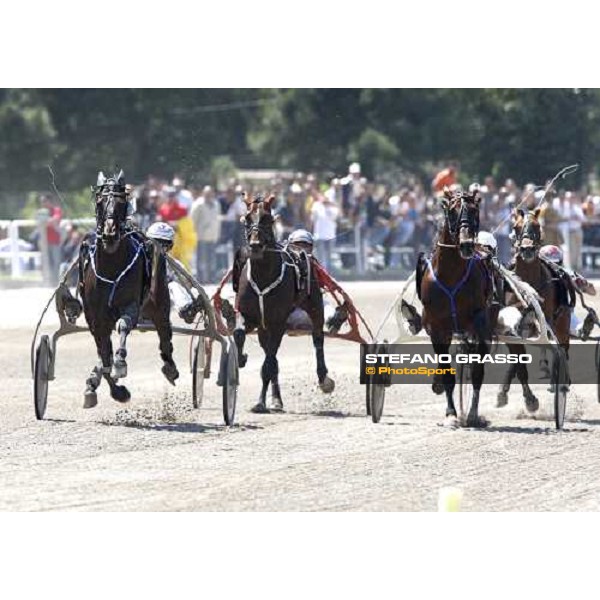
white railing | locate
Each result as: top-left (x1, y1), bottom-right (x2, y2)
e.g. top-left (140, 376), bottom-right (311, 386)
top-left (0, 218), bottom-right (94, 280)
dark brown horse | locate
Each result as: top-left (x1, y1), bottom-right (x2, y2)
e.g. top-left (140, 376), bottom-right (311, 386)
top-left (232, 193), bottom-right (334, 414)
top-left (79, 171), bottom-right (178, 407)
top-left (496, 208), bottom-right (571, 409)
top-left (419, 189), bottom-right (493, 427)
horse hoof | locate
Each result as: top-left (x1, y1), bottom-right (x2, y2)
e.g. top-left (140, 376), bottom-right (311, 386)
top-left (443, 415), bottom-right (459, 429)
top-left (432, 382), bottom-right (445, 395)
top-left (466, 415), bottom-right (489, 429)
top-left (270, 397), bottom-right (284, 412)
top-left (162, 363), bottom-right (179, 386)
top-left (111, 385), bottom-right (131, 403)
top-left (83, 391), bottom-right (98, 409)
top-left (239, 354), bottom-right (248, 368)
top-left (319, 376), bottom-right (335, 394)
top-left (524, 393), bottom-right (539, 413)
top-left (496, 391), bottom-right (508, 408)
top-left (112, 361), bottom-right (127, 379)
top-left (250, 402), bottom-right (269, 414)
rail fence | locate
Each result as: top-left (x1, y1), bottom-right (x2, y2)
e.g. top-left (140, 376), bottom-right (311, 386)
top-left (3, 217), bottom-right (599, 284)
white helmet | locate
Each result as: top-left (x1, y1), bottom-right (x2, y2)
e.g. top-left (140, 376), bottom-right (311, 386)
top-left (477, 231), bottom-right (497, 251)
top-left (539, 244), bottom-right (563, 264)
top-left (146, 221), bottom-right (175, 243)
top-left (288, 229), bottom-right (314, 246)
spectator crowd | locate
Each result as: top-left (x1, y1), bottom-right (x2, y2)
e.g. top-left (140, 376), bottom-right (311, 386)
top-left (26, 163), bottom-right (600, 285)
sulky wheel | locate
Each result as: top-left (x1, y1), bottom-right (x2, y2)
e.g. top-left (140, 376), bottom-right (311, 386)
top-left (365, 379), bottom-right (372, 416)
top-left (458, 362), bottom-right (473, 422)
top-left (222, 341), bottom-right (239, 426)
top-left (34, 335), bottom-right (51, 420)
top-left (370, 383), bottom-right (386, 423)
top-left (192, 338), bottom-right (206, 409)
top-left (553, 347), bottom-right (569, 430)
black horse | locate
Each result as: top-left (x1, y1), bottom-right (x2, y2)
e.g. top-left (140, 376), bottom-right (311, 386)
top-left (78, 171), bottom-right (178, 407)
top-left (232, 193), bottom-right (334, 414)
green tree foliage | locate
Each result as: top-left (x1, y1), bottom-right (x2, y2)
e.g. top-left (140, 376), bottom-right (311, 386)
top-left (1, 88), bottom-right (599, 218)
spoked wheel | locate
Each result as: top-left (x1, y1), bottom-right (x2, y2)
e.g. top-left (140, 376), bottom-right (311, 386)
top-left (34, 335), bottom-right (51, 420)
top-left (370, 383), bottom-right (386, 423)
top-left (365, 379), bottom-right (372, 416)
top-left (222, 341), bottom-right (238, 426)
top-left (553, 347), bottom-right (569, 430)
top-left (192, 338), bottom-right (206, 409)
top-left (595, 340), bottom-right (600, 404)
top-left (458, 362), bottom-right (473, 422)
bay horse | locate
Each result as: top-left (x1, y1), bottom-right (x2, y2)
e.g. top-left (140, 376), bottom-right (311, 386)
top-left (232, 193), bottom-right (334, 414)
top-left (419, 189), bottom-right (493, 427)
top-left (496, 208), bottom-right (571, 409)
top-left (79, 171), bottom-right (178, 407)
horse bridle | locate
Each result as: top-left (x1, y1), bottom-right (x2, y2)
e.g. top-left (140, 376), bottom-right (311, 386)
top-left (95, 182), bottom-right (128, 239)
top-left (245, 201), bottom-right (276, 248)
top-left (513, 211), bottom-right (542, 256)
top-left (438, 194), bottom-right (480, 248)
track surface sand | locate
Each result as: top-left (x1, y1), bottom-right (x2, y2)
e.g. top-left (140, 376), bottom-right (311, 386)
top-left (3, 282), bottom-right (600, 511)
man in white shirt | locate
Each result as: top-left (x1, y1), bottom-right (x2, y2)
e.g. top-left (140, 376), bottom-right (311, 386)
top-left (190, 186), bottom-right (222, 282)
top-left (311, 193), bottom-right (339, 271)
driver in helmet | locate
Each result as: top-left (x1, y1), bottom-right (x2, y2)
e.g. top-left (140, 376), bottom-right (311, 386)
top-left (284, 228), bottom-right (349, 333)
top-left (539, 244), bottom-right (596, 339)
top-left (146, 222), bottom-right (203, 324)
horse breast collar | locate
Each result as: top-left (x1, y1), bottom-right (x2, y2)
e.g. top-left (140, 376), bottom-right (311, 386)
top-left (424, 255), bottom-right (479, 333)
top-left (246, 249), bottom-right (298, 329)
top-left (88, 232), bottom-right (148, 307)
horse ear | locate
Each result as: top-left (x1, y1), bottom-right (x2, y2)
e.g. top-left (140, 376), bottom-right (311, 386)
top-left (442, 186), bottom-right (453, 200)
top-left (97, 171), bottom-right (106, 186)
top-left (439, 197), bottom-right (449, 211)
top-left (532, 207), bottom-right (541, 219)
top-left (116, 170), bottom-right (125, 185)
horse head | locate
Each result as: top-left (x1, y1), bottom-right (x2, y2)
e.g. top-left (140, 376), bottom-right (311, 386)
top-left (242, 192), bottom-right (277, 258)
top-left (512, 207), bottom-right (542, 263)
top-left (439, 187), bottom-right (481, 259)
top-left (94, 170), bottom-right (129, 253)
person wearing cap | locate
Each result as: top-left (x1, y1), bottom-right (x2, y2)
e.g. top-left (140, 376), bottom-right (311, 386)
top-left (539, 244), bottom-right (596, 339)
top-left (283, 228), bottom-right (350, 334)
top-left (145, 221), bottom-right (202, 324)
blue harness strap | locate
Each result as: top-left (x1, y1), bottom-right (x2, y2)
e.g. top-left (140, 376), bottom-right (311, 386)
top-left (425, 256), bottom-right (477, 333)
top-left (89, 234), bottom-right (147, 308)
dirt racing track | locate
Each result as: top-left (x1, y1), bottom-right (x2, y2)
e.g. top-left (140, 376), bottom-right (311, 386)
top-left (3, 281), bottom-right (600, 511)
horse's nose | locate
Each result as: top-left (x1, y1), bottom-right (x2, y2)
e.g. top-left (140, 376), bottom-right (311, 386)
top-left (249, 230), bottom-right (260, 246)
top-left (103, 219), bottom-right (116, 237)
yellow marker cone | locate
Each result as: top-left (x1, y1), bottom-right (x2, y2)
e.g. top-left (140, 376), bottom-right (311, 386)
top-left (438, 487), bottom-right (463, 512)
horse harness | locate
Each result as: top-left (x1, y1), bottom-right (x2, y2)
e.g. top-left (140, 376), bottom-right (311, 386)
top-left (246, 248), bottom-right (302, 329)
top-left (82, 231), bottom-right (150, 308)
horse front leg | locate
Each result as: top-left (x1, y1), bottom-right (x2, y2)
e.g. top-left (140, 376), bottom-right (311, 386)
top-left (497, 343), bottom-right (519, 407)
top-left (251, 327), bottom-right (285, 413)
top-left (155, 312), bottom-right (179, 385)
top-left (113, 304), bottom-right (139, 380)
top-left (84, 331), bottom-right (113, 408)
top-left (432, 341), bottom-right (457, 426)
top-left (304, 294), bottom-right (334, 393)
top-left (466, 341), bottom-right (489, 428)
top-left (233, 311), bottom-right (248, 368)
